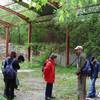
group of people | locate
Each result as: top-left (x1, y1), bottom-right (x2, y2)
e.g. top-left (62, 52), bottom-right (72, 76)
top-left (74, 46), bottom-right (100, 100)
top-left (1, 46), bottom-right (100, 100)
top-left (43, 46), bottom-right (100, 100)
top-left (2, 50), bottom-right (56, 100)
top-left (2, 51), bottom-right (24, 100)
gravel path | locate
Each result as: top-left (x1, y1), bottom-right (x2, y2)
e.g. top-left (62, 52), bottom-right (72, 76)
top-left (0, 70), bottom-right (45, 100)
top-left (0, 70), bottom-right (100, 100)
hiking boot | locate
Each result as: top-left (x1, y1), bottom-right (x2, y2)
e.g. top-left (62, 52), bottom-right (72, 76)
top-left (45, 97), bottom-right (51, 100)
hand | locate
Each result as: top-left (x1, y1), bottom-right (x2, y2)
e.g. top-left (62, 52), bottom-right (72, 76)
top-left (76, 72), bottom-right (81, 76)
top-left (76, 72), bottom-right (81, 79)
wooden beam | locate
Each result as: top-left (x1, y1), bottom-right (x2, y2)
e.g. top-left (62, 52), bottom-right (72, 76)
top-left (0, 9), bottom-right (27, 18)
top-left (0, 5), bottom-right (29, 22)
top-left (78, 10), bottom-right (100, 16)
top-left (0, 19), bottom-right (14, 27)
top-left (13, 0), bottom-right (56, 16)
top-left (13, 0), bottom-right (37, 12)
top-left (47, 2), bottom-right (57, 9)
top-left (5, 26), bottom-right (10, 57)
top-left (66, 31), bottom-right (70, 65)
top-left (78, 3), bottom-right (100, 15)
top-left (4, 2), bottom-right (16, 6)
top-left (28, 22), bottom-right (32, 61)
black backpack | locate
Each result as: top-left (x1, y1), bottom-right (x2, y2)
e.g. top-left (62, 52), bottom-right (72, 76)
top-left (3, 59), bottom-right (16, 79)
top-left (81, 60), bottom-right (92, 76)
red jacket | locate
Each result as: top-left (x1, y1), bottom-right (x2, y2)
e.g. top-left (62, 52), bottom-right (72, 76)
top-left (43, 59), bottom-right (56, 83)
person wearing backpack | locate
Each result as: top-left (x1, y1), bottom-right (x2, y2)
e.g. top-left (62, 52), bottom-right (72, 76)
top-left (74, 46), bottom-right (87, 100)
top-left (43, 54), bottom-right (57, 100)
top-left (87, 57), bottom-right (100, 98)
top-left (3, 51), bottom-right (20, 100)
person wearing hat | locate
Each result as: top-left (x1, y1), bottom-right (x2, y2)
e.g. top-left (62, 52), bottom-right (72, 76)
top-left (74, 46), bottom-right (87, 100)
top-left (43, 54), bottom-right (57, 100)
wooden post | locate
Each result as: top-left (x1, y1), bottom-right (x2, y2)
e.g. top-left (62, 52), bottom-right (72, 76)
top-left (5, 26), bottom-right (10, 57)
top-left (28, 22), bottom-right (32, 61)
top-left (66, 31), bottom-right (70, 65)
top-left (18, 27), bottom-right (20, 44)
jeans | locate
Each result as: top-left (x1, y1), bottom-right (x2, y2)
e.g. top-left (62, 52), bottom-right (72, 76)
top-left (87, 78), bottom-right (96, 97)
top-left (45, 83), bottom-right (53, 99)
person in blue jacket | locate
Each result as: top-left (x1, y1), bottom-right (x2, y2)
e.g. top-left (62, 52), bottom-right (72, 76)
top-left (87, 57), bottom-right (100, 98)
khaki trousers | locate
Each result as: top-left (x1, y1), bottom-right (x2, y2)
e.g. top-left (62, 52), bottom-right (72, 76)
top-left (77, 75), bottom-right (86, 100)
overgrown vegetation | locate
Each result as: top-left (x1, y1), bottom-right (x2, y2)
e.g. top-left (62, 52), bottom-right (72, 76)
top-left (0, 0), bottom-right (99, 58)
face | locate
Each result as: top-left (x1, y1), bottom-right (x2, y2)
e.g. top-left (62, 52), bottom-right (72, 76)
top-left (54, 58), bottom-right (57, 61)
top-left (75, 50), bottom-right (79, 55)
top-left (93, 58), bottom-right (97, 64)
top-left (75, 49), bottom-right (82, 56)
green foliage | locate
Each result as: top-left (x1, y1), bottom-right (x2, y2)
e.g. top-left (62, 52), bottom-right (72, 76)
top-left (10, 24), bottom-right (28, 44)
top-left (0, 96), bottom-right (7, 100)
top-left (70, 14), bottom-right (100, 57)
top-left (97, 56), bottom-right (100, 61)
top-left (0, 0), bottom-right (99, 59)
top-left (55, 66), bottom-right (77, 99)
top-left (53, 0), bottom-right (99, 31)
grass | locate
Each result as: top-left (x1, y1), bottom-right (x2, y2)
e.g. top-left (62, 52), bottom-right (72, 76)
top-left (19, 55), bottom-right (46, 69)
top-left (18, 66), bottom-right (78, 100)
top-left (54, 66), bottom-right (77, 100)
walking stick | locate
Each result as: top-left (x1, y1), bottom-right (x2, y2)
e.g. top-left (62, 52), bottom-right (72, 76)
top-left (67, 57), bottom-right (78, 67)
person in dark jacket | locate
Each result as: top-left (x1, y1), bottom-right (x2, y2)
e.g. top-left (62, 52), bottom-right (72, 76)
top-left (43, 54), bottom-right (57, 100)
top-left (87, 57), bottom-right (100, 98)
top-left (14, 54), bottom-right (25, 89)
top-left (3, 51), bottom-right (20, 100)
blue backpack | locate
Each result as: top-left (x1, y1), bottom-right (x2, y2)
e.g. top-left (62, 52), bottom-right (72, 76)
top-left (81, 60), bottom-right (92, 76)
top-left (4, 59), bottom-right (16, 79)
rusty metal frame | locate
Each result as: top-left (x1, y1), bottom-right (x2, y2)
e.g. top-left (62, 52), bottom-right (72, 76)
top-left (0, 19), bottom-right (13, 57)
top-left (4, 2), bottom-right (16, 6)
top-left (5, 26), bottom-right (10, 57)
top-left (13, 0), bottom-right (57, 16)
top-left (0, 5), bottom-right (29, 23)
top-left (0, 19), bottom-right (14, 27)
top-left (0, 9), bottom-right (28, 18)
top-left (0, 4), bottom-right (32, 61)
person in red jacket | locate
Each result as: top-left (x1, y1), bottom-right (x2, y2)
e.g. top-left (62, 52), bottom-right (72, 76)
top-left (43, 54), bottom-right (57, 100)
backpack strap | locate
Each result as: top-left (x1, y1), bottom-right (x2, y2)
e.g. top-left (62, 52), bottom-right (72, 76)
top-left (6, 58), bottom-right (16, 68)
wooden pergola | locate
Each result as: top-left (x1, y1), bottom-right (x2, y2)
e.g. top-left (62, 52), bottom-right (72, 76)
top-left (0, 0), bottom-right (58, 61)
top-left (0, 0), bottom-right (99, 64)
top-left (0, 4), bottom-right (32, 61)
top-left (0, 19), bottom-right (13, 57)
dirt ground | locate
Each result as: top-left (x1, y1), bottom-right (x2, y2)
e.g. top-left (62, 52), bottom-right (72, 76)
top-left (0, 70), bottom-right (100, 100)
top-left (15, 77), bottom-right (45, 100)
top-left (0, 70), bottom-right (46, 100)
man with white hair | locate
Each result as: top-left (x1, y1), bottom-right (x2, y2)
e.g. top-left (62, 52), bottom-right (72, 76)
top-left (75, 46), bottom-right (86, 100)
